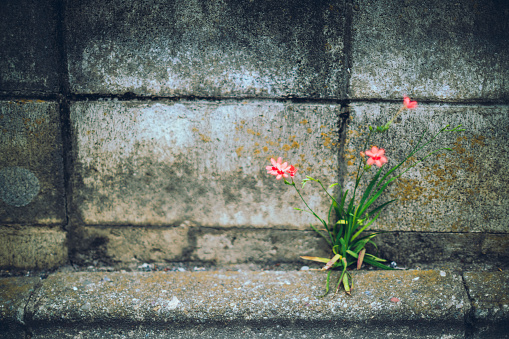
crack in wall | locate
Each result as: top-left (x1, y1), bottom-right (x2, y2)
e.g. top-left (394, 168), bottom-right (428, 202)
top-left (461, 273), bottom-right (476, 338)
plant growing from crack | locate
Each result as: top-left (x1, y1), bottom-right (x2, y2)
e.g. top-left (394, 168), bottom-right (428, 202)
top-left (267, 96), bottom-right (464, 296)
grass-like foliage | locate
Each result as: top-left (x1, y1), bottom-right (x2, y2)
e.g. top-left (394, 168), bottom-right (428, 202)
top-left (266, 97), bottom-right (464, 295)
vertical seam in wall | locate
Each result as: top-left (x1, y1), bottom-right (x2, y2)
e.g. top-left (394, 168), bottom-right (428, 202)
top-left (21, 279), bottom-right (43, 338)
top-left (337, 0), bottom-right (354, 191)
top-left (341, 0), bottom-right (354, 100)
top-left (56, 0), bottom-right (72, 238)
top-left (461, 273), bottom-right (476, 338)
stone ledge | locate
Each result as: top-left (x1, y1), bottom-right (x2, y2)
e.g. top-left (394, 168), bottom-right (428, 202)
top-left (1, 270), bottom-right (506, 337)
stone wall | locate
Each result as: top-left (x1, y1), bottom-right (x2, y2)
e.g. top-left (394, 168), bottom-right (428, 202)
top-left (1, 0), bottom-right (508, 269)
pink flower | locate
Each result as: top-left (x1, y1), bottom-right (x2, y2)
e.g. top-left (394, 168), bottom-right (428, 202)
top-left (365, 146), bottom-right (388, 167)
top-left (266, 157), bottom-right (291, 180)
top-left (403, 96), bottom-right (418, 109)
top-left (286, 165), bottom-right (298, 178)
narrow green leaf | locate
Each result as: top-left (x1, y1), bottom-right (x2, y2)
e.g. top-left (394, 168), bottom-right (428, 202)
top-left (357, 166), bottom-right (384, 214)
top-left (351, 208), bottom-right (384, 242)
top-left (363, 257), bottom-right (394, 270)
top-left (309, 224), bottom-right (332, 248)
top-left (365, 199), bottom-right (397, 218)
top-left (343, 273), bottom-right (351, 295)
top-left (318, 270), bottom-right (332, 298)
top-left (365, 253), bottom-right (387, 262)
top-left (346, 250), bottom-right (358, 258)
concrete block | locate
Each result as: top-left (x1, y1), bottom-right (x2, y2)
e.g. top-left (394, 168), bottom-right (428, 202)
top-left (191, 228), bottom-right (328, 264)
top-left (343, 102), bottom-right (509, 232)
top-left (0, 0), bottom-right (60, 94)
top-left (25, 270), bottom-right (469, 337)
top-left (0, 277), bottom-right (40, 336)
top-left (0, 226), bottom-right (67, 269)
top-left (464, 271), bottom-right (509, 337)
top-left (375, 232), bottom-right (509, 269)
top-left (72, 226), bottom-right (189, 265)
top-left (70, 100), bottom-right (340, 228)
top-left (350, 0), bottom-right (509, 101)
top-left (66, 0), bottom-right (347, 98)
top-left (0, 101), bottom-right (66, 225)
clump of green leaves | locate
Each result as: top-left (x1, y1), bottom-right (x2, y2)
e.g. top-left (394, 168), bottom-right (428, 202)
top-left (278, 98), bottom-right (464, 296)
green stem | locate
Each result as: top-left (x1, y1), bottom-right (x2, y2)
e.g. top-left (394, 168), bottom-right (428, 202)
top-left (291, 180), bottom-right (334, 245)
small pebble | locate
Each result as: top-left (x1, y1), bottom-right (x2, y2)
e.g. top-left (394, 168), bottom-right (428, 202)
top-left (300, 266), bottom-right (310, 271)
top-left (440, 271), bottom-right (446, 277)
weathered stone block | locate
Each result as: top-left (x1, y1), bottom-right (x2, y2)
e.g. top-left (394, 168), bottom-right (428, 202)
top-left (350, 0), bottom-right (509, 100)
top-left (342, 102), bottom-right (509, 232)
top-left (375, 232), bottom-right (509, 268)
top-left (72, 226), bottom-right (189, 265)
top-left (66, 0), bottom-right (347, 98)
top-left (25, 270), bottom-right (469, 336)
top-left (0, 226), bottom-right (67, 269)
top-left (191, 228), bottom-right (328, 264)
top-left (464, 271), bottom-right (509, 337)
top-left (0, 276), bottom-right (40, 336)
top-left (0, 101), bottom-right (66, 225)
top-left (0, 0), bottom-right (60, 94)
top-left (70, 100), bottom-right (340, 228)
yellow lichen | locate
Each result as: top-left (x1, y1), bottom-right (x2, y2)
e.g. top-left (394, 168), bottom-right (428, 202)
top-left (235, 147), bottom-right (243, 157)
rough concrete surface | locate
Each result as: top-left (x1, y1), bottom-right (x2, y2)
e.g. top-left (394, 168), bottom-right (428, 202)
top-left (22, 270), bottom-right (469, 337)
top-left (0, 0), bottom-right (60, 94)
top-left (190, 227), bottom-right (330, 265)
top-left (0, 100), bottom-right (66, 225)
top-left (343, 102), bottom-right (509, 233)
top-left (350, 0), bottom-right (509, 101)
top-left (0, 226), bottom-right (67, 270)
top-left (72, 226), bottom-right (190, 265)
top-left (464, 271), bottom-right (509, 338)
top-left (66, 0), bottom-right (347, 98)
top-left (0, 270), bottom-right (505, 337)
top-left (71, 226), bottom-right (330, 267)
top-left (69, 226), bottom-right (509, 270)
top-left (0, 276), bottom-right (40, 337)
top-left (374, 232), bottom-right (509, 269)
top-left (70, 100), bottom-right (341, 228)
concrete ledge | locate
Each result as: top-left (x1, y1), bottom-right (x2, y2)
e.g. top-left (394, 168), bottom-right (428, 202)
top-left (0, 277), bottom-right (40, 337)
top-left (1, 270), bottom-right (506, 337)
top-left (464, 271), bottom-right (509, 338)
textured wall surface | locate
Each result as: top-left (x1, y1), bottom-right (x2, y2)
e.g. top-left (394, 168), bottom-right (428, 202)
top-left (0, 101), bottom-right (66, 224)
top-left (350, 0), bottom-right (509, 100)
top-left (66, 0), bottom-right (347, 98)
top-left (343, 103), bottom-right (509, 232)
top-left (70, 100), bottom-right (340, 228)
top-left (1, 0), bottom-right (508, 269)
top-left (0, 0), bottom-right (60, 94)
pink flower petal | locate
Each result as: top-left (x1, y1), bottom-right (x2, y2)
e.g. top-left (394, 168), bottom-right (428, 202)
top-left (403, 96), bottom-right (417, 109)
